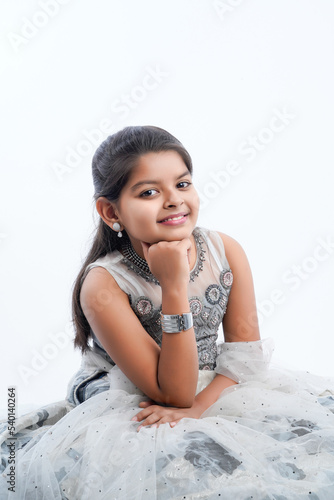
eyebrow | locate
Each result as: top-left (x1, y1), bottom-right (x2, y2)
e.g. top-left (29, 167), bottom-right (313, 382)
top-left (130, 170), bottom-right (191, 192)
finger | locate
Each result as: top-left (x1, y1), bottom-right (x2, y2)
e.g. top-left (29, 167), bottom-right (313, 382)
top-left (132, 406), bottom-right (158, 422)
top-left (177, 238), bottom-right (192, 265)
top-left (138, 400), bottom-right (155, 408)
top-left (131, 410), bottom-right (147, 422)
top-left (170, 418), bottom-right (182, 428)
top-left (137, 413), bottom-right (161, 431)
top-left (187, 245), bottom-right (191, 266)
top-left (158, 415), bottom-right (177, 425)
top-left (138, 412), bottom-right (181, 431)
top-left (179, 237), bottom-right (192, 250)
top-left (140, 241), bottom-right (151, 260)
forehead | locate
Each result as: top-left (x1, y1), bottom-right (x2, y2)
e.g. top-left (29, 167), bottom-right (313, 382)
top-left (125, 150), bottom-right (190, 189)
top-left (134, 151), bottom-right (187, 175)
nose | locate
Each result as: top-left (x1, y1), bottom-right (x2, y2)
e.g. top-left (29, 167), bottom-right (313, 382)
top-left (163, 188), bottom-right (184, 208)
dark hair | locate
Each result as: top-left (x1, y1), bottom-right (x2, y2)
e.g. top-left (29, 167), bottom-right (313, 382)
top-left (72, 125), bottom-right (193, 352)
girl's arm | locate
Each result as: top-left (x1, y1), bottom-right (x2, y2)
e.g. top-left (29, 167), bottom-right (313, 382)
top-left (80, 238), bottom-right (198, 408)
top-left (133, 233), bottom-right (261, 429)
top-left (133, 373), bottom-right (236, 430)
top-left (219, 232), bottom-right (260, 343)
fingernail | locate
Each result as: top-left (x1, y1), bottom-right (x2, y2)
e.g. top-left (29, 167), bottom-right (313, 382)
top-left (131, 416), bottom-right (138, 421)
top-left (150, 424), bottom-right (157, 429)
top-left (170, 422), bottom-right (176, 428)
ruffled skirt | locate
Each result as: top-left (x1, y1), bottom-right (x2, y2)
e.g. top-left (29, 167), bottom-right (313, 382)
top-left (1, 353), bottom-right (334, 499)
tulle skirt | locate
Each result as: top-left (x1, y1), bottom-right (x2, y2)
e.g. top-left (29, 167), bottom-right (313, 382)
top-left (1, 354), bottom-right (334, 500)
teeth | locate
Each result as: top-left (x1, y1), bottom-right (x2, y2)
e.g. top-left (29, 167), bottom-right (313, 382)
top-left (162, 215), bottom-right (186, 222)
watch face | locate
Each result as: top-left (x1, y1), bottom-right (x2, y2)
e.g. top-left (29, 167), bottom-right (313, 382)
top-left (161, 314), bottom-right (182, 333)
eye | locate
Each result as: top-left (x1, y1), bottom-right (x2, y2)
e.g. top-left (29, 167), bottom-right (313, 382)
top-left (139, 188), bottom-right (159, 198)
top-left (178, 181), bottom-right (192, 188)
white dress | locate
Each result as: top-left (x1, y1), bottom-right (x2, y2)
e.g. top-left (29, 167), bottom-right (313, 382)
top-left (1, 226), bottom-right (334, 499)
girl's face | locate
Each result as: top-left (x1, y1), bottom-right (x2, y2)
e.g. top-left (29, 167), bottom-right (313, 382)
top-left (115, 150), bottom-right (200, 257)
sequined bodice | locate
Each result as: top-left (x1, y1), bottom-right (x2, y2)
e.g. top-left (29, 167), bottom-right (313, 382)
top-left (84, 227), bottom-right (233, 370)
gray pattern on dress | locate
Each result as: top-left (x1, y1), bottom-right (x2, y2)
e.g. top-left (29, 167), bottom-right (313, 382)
top-left (130, 269), bottom-right (233, 370)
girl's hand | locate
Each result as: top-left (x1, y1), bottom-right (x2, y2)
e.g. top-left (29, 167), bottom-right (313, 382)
top-left (131, 400), bottom-right (202, 431)
top-left (140, 239), bottom-right (192, 289)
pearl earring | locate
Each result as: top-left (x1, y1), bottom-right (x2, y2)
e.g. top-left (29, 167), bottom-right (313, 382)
top-left (112, 222), bottom-right (123, 238)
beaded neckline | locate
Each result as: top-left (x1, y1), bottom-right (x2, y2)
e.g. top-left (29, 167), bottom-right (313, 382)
top-left (120, 227), bottom-right (206, 286)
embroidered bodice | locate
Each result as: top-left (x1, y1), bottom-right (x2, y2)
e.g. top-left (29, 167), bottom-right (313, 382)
top-left (82, 226), bottom-right (233, 370)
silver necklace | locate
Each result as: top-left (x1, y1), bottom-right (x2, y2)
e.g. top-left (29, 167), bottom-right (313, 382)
top-left (121, 227), bottom-right (206, 285)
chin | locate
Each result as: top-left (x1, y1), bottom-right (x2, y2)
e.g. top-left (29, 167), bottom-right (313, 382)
top-left (159, 227), bottom-right (195, 241)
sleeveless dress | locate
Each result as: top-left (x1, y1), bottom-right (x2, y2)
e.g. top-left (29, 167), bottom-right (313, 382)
top-left (1, 226), bottom-right (334, 499)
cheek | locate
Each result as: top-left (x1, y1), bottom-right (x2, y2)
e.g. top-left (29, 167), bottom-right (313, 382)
top-left (190, 191), bottom-right (200, 211)
top-left (123, 201), bottom-right (154, 225)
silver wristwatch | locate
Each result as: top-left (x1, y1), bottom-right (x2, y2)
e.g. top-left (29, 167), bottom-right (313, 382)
top-left (160, 312), bottom-right (193, 333)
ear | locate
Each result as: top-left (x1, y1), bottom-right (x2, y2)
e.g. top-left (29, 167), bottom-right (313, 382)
top-left (96, 197), bottom-right (123, 230)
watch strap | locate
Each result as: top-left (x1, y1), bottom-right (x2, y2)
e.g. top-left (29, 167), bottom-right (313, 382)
top-left (160, 312), bottom-right (193, 333)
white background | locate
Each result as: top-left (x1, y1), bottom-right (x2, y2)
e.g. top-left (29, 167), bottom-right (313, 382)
top-left (1, 0), bottom-right (333, 413)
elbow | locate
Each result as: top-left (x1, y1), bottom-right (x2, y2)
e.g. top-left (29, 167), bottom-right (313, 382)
top-left (154, 373), bottom-right (198, 407)
top-left (151, 391), bottom-right (195, 408)
top-left (148, 386), bottom-right (195, 407)
top-left (172, 398), bottom-right (195, 408)
top-left (163, 391), bottom-right (196, 408)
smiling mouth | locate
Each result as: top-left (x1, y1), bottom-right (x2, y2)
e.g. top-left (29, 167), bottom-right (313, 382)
top-left (159, 214), bottom-right (189, 223)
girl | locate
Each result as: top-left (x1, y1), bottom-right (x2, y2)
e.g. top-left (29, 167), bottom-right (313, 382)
top-left (1, 126), bottom-right (334, 499)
